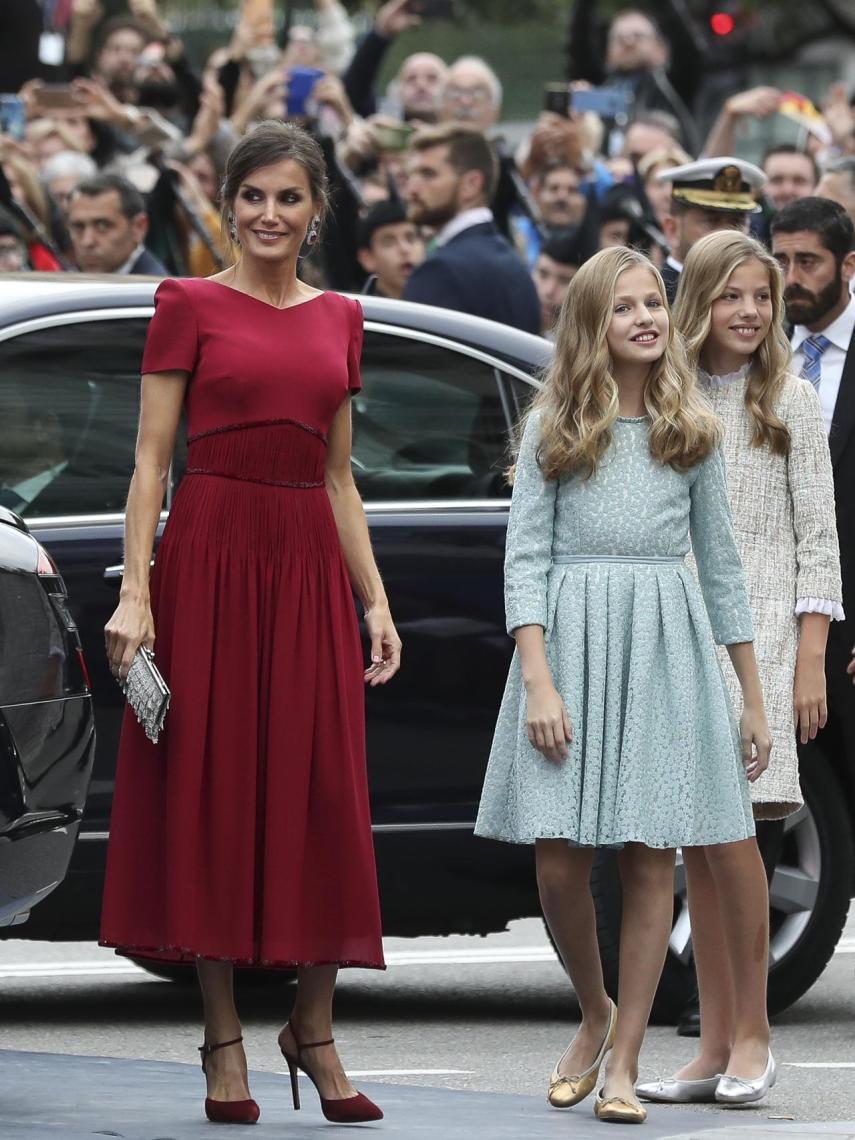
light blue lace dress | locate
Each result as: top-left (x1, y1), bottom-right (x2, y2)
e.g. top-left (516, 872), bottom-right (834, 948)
top-left (475, 412), bottom-right (756, 849)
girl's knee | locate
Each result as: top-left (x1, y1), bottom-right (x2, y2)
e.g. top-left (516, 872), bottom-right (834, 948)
top-left (619, 846), bottom-right (675, 892)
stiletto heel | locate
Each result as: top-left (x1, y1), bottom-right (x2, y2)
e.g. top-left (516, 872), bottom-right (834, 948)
top-left (279, 1021), bottom-right (383, 1123)
top-left (286, 1054), bottom-right (301, 1110)
top-left (199, 1036), bottom-right (260, 1125)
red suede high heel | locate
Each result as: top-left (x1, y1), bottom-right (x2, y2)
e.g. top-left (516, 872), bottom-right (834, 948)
top-left (199, 1036), bottom-right (261, 1125)
top-left (279, 1022), bottom-right (383, 1123)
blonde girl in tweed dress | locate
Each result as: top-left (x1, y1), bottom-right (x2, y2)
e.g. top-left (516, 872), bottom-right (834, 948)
top-left (639, 232), bottom-right (842, 1108)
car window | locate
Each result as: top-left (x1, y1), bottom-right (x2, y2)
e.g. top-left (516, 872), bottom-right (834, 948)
top-left (353, 332), bottom-right (513, 502)
top-left (0, 318), bottom-right (148, 519)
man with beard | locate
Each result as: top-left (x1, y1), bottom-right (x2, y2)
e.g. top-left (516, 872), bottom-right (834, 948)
top-left (403, 124), bottom-right (540, 333)
top-left (771, 196), bottom-right (855, 850)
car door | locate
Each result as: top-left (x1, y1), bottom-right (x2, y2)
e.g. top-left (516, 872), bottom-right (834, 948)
top-left (354, 324), bottom-right (532, 817)
top-left (0, 310), bottom-right (153, 854)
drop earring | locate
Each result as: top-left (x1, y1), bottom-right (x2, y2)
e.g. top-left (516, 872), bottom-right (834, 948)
top-left (228, 213), bottom-right (239, 244)
top-left (306, 215), bottom-right (320, 246)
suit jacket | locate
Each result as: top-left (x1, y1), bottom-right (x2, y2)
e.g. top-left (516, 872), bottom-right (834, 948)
top-left (131, 247), bottom-right (169, 276)
top-left (661, 261), bottom-right (681, 307)
top-left (828, 326), bottom-right (855, 650)
top-left (403, 221), bottom-right (541, 335)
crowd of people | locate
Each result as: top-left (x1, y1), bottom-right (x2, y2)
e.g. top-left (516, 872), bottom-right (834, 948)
top-left (1, 0), bottom-right (854, 339)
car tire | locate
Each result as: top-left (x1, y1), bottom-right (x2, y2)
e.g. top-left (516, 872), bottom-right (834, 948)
top-left (766, 749), bottom-right (853, 1013)
top-left (129, 957), bottom-right (296, 987)
top-left (574, 750), bottom-right (853, 1022)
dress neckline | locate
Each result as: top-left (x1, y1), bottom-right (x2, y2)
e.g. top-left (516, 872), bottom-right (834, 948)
top-left (698, 362), bottom-right (750, 389)
top-left (202, 278), bottom-right (328, 312)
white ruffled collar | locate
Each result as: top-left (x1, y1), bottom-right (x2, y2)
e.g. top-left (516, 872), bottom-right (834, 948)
top-left (698, 362), bottom-right (751, 389)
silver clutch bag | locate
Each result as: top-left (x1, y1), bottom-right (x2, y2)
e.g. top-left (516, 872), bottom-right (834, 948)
top-left (119, 646), bottom-right (171, 744)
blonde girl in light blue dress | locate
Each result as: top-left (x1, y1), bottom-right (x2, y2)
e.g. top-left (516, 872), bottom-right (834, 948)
top-left (475, 246), bottom-right (772, 1125)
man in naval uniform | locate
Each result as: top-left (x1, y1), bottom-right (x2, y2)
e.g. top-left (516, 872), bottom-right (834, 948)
top-left (656, 157), bottom-right (767, 304)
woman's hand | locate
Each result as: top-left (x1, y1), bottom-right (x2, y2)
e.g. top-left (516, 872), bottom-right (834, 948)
top-left (739, 701), bottom-right (772, 782)
top-left (363, 604), bottom-right (401, 686)
top-left (526, 680), bottom-right (572, 764)
top-left (793, 645), bottom-right (828, 744)
top-left (105, 597), bottom-right (156, 682)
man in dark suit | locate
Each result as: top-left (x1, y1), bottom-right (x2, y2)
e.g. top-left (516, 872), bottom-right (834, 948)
top-left (772, 197), bottom-right (855, 778)
top-left (656, 157), bottom-right (766, 304)
top-left (403, 124), bottom-right (540, 334)
top-left (68, 173), bottom-right (168, 276)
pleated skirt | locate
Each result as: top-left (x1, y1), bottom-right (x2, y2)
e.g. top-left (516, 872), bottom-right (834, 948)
top-left (475, 558), bottom-right (755, 849)
top-left (100, 422), bottom-right (384, 967)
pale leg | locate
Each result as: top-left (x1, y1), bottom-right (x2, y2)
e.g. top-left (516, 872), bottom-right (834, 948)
top-left (536, 839), bottom-right (613, 1075)
top-left (674, 847), bottom-right (736, 1079)
top-left (603, 844), bottom-right (676, 1103)
top-left (703, 838), bottom-right (771, 1077)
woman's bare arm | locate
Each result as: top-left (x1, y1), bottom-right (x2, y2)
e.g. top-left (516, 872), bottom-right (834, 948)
top-left (104, 371), bottom-right (188, 678)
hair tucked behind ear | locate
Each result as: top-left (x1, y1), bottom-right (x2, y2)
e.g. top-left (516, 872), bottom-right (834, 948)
top-left (673, 230), bottom-right (792, 456)
top-left (518, 246), bottom-right (720, 482)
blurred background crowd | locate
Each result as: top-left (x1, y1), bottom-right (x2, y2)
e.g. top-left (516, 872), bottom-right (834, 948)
top-left (0, 0), bottom-right (854, 338)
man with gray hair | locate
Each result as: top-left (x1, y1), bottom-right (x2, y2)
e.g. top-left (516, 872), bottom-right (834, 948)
top-left (440, 55), bottom-right (502, 135)
top-left (41, 151), bottom-right (99, 218)
top-left (817, 156), bottom-right (855, 230)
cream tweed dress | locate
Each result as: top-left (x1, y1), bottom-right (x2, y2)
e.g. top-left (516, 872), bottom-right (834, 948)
top-left (699, 366), bottom-right (843, 819)
top-left (475, 411), bottom-right (756, 850)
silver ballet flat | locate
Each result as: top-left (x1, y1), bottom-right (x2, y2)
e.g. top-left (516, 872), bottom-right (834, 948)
top-left (635, 1075), bottom-right (721, 1103)
top-left (715, 1052), bottom-right (776, 1105)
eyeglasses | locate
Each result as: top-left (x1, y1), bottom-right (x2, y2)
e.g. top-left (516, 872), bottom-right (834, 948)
top-left (608, 29), bottom-right (654, 44)
top-left (444, 84), bottom-right (494, 104)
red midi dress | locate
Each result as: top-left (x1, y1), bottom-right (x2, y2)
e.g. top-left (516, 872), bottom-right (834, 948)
top-left (99, 278), bottom-right (384, 969)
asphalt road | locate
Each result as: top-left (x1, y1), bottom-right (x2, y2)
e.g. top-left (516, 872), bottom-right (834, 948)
top-left (0, 911), bottom-right (853, 1127)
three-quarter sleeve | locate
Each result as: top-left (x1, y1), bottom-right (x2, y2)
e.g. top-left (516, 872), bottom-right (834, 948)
top-left (689, 445), bottom-right (755, 645)
top-left (141, 278), bottom-right (199, 376)
top-left (347, 297), bottom-right (364, 393)
top-left (504, 411), bottom-right (558, 635)
top-left (786, 378), bottom-right (844, 617)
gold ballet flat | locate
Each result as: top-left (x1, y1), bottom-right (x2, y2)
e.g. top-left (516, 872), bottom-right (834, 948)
top-left (547, 999), bottom-right (618, 1108)
top-left (594, 1089), bottom-right (648, 1124)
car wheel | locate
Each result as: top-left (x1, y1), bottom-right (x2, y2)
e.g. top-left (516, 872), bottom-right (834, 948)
top-left (129, 957), bottom-right (297, 987)
top-left (586, 748), bottom-right (853, 1022)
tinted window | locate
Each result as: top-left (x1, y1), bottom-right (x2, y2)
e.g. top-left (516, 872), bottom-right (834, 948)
top-left (0, 318), bottom-right (147, 518)
top-left (353, 332), bottom-right (512, 501)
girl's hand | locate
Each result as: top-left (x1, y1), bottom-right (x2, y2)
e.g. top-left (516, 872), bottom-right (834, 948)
top-left (105, 598), bottom-right (155, 682)
top-left (526, 680), bottom-right (572, 764)
top-left (739, 702), bottom-right (772, 782)
top-left (364, 604), bottom-right (401, 686)
top-left (793, 648), bottom-right (828, 744)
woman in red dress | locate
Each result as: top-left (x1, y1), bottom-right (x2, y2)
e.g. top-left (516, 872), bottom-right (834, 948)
top-left (101, 120), bottom-right (401, 1126)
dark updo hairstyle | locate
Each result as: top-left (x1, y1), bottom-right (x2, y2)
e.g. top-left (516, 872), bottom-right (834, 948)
top-left (219, 120), bottom-right (330, 250)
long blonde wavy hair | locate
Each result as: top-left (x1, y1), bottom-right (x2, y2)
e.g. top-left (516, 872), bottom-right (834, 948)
top-left (526, 246), bottom-right (720, 481)
top-left (673, 230), bottom-right (792, 456)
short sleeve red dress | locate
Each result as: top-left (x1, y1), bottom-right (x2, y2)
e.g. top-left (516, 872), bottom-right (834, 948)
top-left (99, 278), bottom-right (384, 969)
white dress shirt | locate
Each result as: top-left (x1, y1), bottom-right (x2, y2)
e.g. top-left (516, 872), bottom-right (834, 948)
top-left (116, 244), bottom-right (147, 275)
top-left (791, 296), bottom-right (855, 436)
top-left (435, 207), bottom-right (494, 248)
top-left (0, 462), bottom-right (68, 512)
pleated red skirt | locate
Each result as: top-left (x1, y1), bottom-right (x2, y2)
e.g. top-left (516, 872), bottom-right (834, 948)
top-left (100, 421), bottom-right (384, 968)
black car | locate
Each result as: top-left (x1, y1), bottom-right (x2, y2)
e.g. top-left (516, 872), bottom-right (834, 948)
top-left (0, 504), bottom-right (96, 929)
top-left (0, 275), bottom-right (850, 1018)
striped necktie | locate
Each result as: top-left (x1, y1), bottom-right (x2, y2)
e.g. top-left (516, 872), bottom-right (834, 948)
top-left (799, 334), bottom-right (831, 389)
